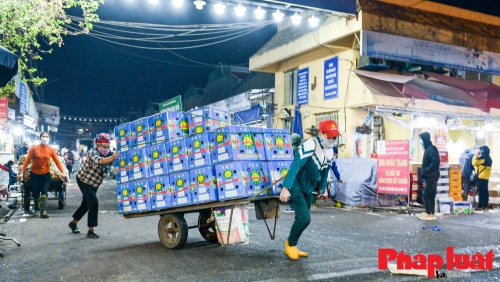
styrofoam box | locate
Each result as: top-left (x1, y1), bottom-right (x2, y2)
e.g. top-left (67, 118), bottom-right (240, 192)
top-left (166, 138), bottom-right (189, 173)
top-left (129, 179), bottom-right (151, 213)
top-left (129, 117), bottom-right (150, 148)
top-left (115, 153), bottom-right (131, 184)
top-left (214, 161), bottom-right (247, 200)
top-left (186, 133), bottom-right (212, 169)
top-left (147, 112), bottom-right (168, 144)
top-left (169, 171), bottom-right (193, 206)
top-left (147, 176), bottom-right (172, 211)
top-left (262, 128), bottom-right (293, 161)
top-left (438, 197), bottom-right (453, 214)
top-left (165, 111), bottom-right (189, 140)
top-left (128, 147), bottom-right (150, 181)
top-left (187, 106), bottom-right (230, 135)
top-left (209, 126), bottom-right (265, 164)
top-left (453, 201), bottom-right (472, 214)
top-left (240, 161), bottom-right (270, 197)
top-left (116, 182), bottom-right (135, 214)
top-left (267, 160), bottom-right (292, 195)
top-left (146, 143), bottom-right (168, 177)
top-left (189, 166), bottom-right (219, 204)
top-left (114, 123), bottom-right (131, 149)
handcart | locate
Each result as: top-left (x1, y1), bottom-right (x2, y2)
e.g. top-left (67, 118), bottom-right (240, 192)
top-left (21, 178), bottom-right (67, 210)
top-left (123, 186), bottom-right (282, 250)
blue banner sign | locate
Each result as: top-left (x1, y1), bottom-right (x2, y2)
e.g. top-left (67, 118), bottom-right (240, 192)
top-left (265, 1), bottom-right (356, 15)
top-left (361, 30), bottom-right (500, 75)
top-left (19, 82), bottom-right (27, 115)
top-left (324, 57), bottom-right (339, 100)
top-left (297, 68), bottom-right (309, 105)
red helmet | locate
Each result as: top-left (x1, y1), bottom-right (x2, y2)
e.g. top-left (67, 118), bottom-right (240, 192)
top-left (95, 133), bottom-right (111, 144)
top-left (318, 120), bottom-right (341, 138)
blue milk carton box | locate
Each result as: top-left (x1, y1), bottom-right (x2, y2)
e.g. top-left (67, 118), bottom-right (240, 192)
top-left (165, 111), bottom-right (189, 140)
top-left (263, 129), bottom-right (293, 161)
top-left (129, 179), bottom-right (152, 213)
top-left (169, 171), bottom-right (192, 206)
top-left (188, 106), bottom-right (230, 135)
top-left (128, 147), bottom-right (150, 181)
top-left (146, 143), bottom-right (168, 177)
top-left (114, 123), bottom-right (131, 153)
top-left (147, 112), bottom-right (168, 144)
top-left (240, 161), bottom-right (270, 197)
top-left (115, 153), bottom-right (131, 184)
top-left (166, 138), bottom-right (189, 173)
top-left (209, 126), bottom-right (265, 164)
top-left (147, 176), bottom-right (172, 211)
top-left (186, 133), bottom-right (212, 169)
top-left (267, 160), bottom-right (292, 195)
top-left (116, 183), bottom-right (135, 214)
top-left (189, 166), bottom-right (219, 204)
top-left (129, 117), bottom-right (150, 148)
top-left (214, 161), bottom-right (247, 200)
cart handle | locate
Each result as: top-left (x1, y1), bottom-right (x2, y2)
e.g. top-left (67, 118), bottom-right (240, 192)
top-left (251, 175), bottom-right (286, 202)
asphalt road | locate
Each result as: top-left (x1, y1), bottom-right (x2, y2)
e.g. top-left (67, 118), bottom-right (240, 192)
top-left (1, 176), bottom-right (500, 281)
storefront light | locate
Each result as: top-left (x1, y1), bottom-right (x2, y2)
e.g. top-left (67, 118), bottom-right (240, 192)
top-left (291, 12), bottom-right (302, 25)
top-left (193, 0), bottom-right (205, 10)
top-left (477, 130), bottom-right (485, 139)
top-left (254, 6), bottom-right (266, 19)
top-left (308, 14), bottom-right (320, 27)
top-left (172, 0), bottom-right (184, 7)
top-left (13, 126), bottom-right (24, 136)
top-left (149, 0), bottom-right (158, 4)
top-left (272, 9), bottom-right (284, 22)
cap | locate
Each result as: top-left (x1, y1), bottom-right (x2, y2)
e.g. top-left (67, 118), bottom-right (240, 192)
top-left (318, 120), bottom-right (341, 138)
top-left (95, 133), bottom-right (111, 144)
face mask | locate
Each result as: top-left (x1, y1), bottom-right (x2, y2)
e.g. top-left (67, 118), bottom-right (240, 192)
top-left (41, 137), bottom-right (49, 145)
top-left (98, 148), bottom-right (110, 156)
top-left (321, 137), bottom-right (336, 149)
top-left (419, 139), bottom-right (424, 146)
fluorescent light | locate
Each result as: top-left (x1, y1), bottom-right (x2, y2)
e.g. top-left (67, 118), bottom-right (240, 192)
top-left (291, 12), bottom-right (302, 25)
top-left (308, 14), bottom-right (320, 27)
top-left (193, 0), bottom-right (205, 10)
top-left (234, 3), bottom-right (246, 17)
top-left (254, 6), bottom-right (266, 19)
top-left (477, 130), bottom-right (485, 139)
top-left (214, 1), bottom-right (226, 14)
top-left (272, 9), bottom-right (284, 22)
top-left (172, 0), bottom-right (184, 7)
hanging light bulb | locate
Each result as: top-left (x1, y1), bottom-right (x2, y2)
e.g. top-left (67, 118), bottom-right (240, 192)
top-left (172, 0), bottom-right (184, 7)
top-left (149, 0), bottom-right (159, 4)
top-left (308, 14), bottom-right (320, 27)
top-left (272, 9), bottom-right (284, 22)
top-left (234, 3), bottom-right (246, 17)
top-left (193, 0), bottom-right (205, 10)
top-left (290, 12), bottom-right (302, 25)
top-left (254, 6), bottom-right (266, 19)
top-left (213, 1), bottom-right (226, 14)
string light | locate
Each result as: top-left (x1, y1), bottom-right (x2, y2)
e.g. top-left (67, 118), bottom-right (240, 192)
top-left (254, 6), bottom-right (266, 19)
top-left (172, 0), bottom-right (184, 7)
top-left (308, 14), bottom-right (319, 27)
top-left (291, 12), bottom-right (302, 25)
top-left (234, 3), bottom-right (246, 17)
top-left (272, 9), bottom-right (284, 22)
top-left (214, 1), bottom-right (226, 14)
top-left (193, 0), bottom-right (205, 10)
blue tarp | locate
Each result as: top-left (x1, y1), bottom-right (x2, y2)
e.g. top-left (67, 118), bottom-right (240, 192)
top-left (0, 45), bottom-right (18, 87)
top-left (234, 105), bottom-right (261, 124)
top-left (292, 105), bottom-right (302, 138)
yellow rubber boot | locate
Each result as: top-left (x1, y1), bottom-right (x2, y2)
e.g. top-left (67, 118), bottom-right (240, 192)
top-left (284, 240), bottom-right (300, 260)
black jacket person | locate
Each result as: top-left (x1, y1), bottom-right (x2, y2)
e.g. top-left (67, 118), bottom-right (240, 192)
top-left (418, 132), bottom-right (440, 220)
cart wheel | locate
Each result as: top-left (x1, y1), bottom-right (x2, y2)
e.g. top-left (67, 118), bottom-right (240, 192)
top-left (158, 214), bottom-right (188, 250)
top-left (198, 211), bottom-right (218, 243)
top-left (58, 187), bottom-right (66, 209)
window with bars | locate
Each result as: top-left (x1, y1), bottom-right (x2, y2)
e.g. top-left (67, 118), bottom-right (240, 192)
top-left (284, 119), bottom-right (294, 134)
top-left (314, 112), bottom-right (339, 126)
top-left (284, 69), bottom-right (298, 106)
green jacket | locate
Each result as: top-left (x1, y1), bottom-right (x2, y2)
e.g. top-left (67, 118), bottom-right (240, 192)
top-left (283, 137), bottom-right (333, 195)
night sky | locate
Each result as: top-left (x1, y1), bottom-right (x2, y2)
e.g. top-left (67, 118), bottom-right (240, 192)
top-left (37, 0), bottom-right (500, 119)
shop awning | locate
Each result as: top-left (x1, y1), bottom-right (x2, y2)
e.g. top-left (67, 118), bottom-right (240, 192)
top-left (353, 69), bottom-right (500, 112)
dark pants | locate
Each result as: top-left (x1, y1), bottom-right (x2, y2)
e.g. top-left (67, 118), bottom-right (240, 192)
top-left (30, 172), bottom-right (51, 199)
top-left (478, 179), bottom-right (489, 209)
top-left (66, 165), bottom-right (73, 175)
top-left (462, 177), bottom-right (471, 196)
top-left (23, 185), bottom-right (31, 211)
top-left (423, 178), bottom-right (437, 215)
top-left (288, 189), bottom-right (312, 247)
top-left (73, 177), bottom-right (99, 227)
